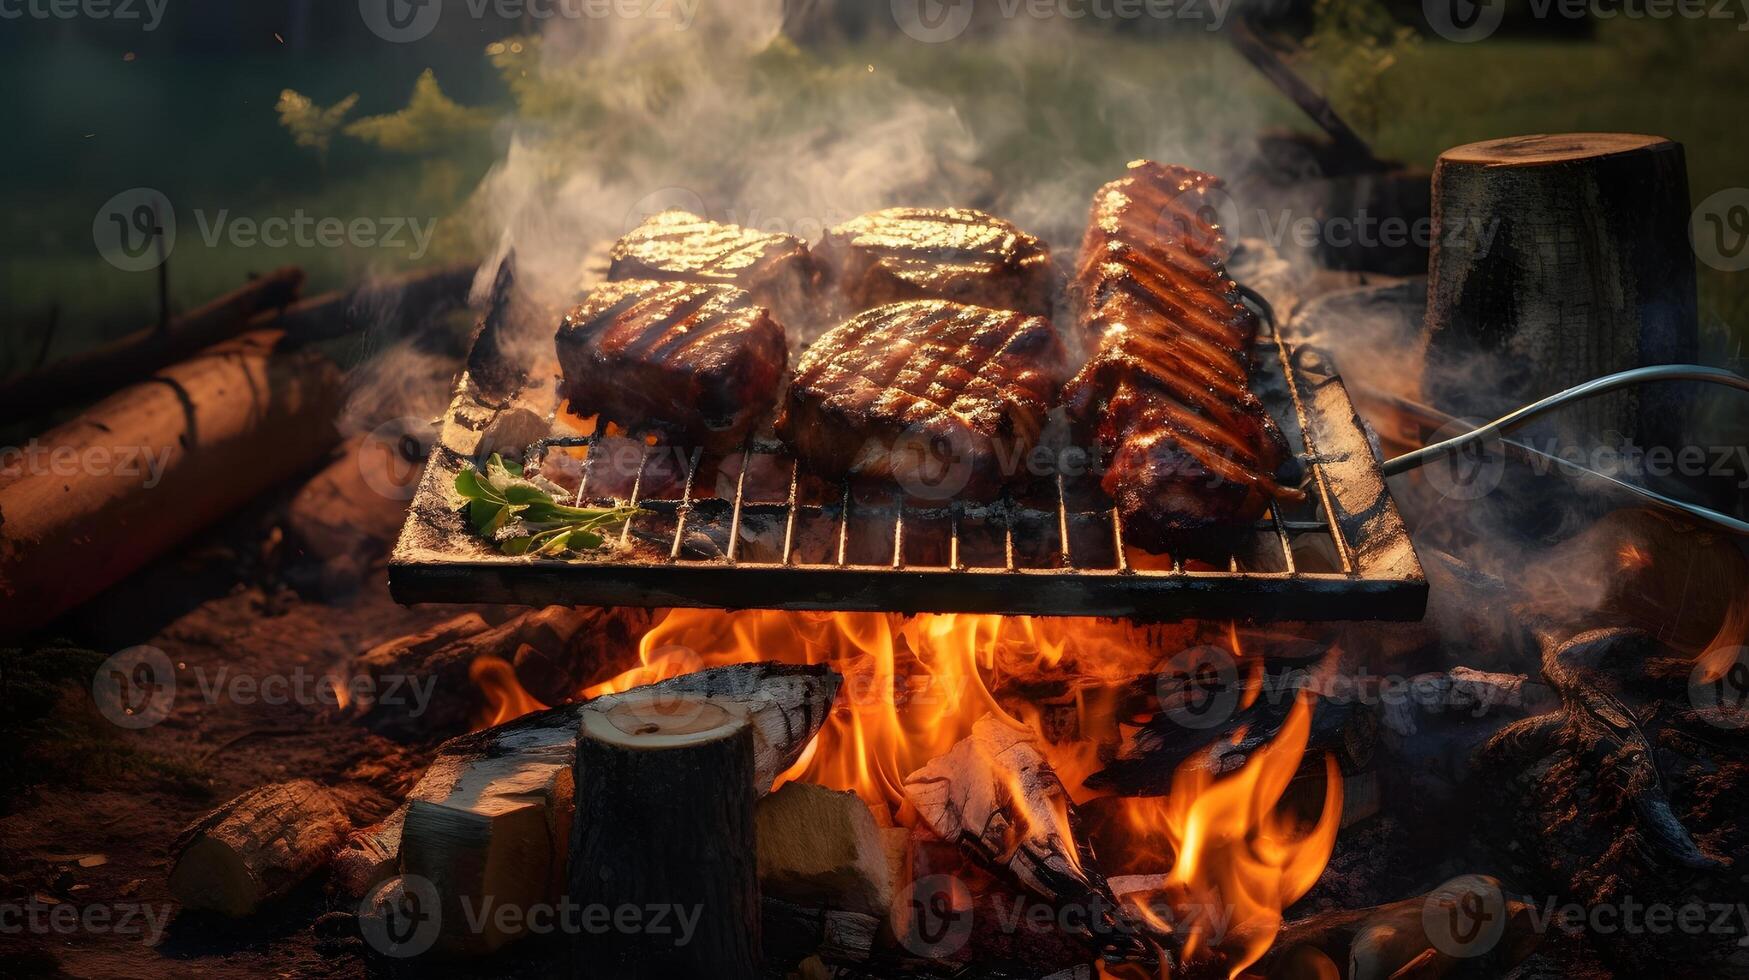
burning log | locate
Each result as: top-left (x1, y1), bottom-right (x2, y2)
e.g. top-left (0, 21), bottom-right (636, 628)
top-left (375, 663), bottom-right (838, 957)
top-left (1422, 133), bottom-right (1698, 455)
top-left (902, 715), bottom-right (1147, 960)
top-left (570, 691), bottom-right (762, 978)
top-left (0, 266), bottom-right (304, 419)
top-left (351, 605), bottom-right (654, 733)
top-left (0, 329), bottom-right (345, 635)
top-left (169, 780), bottom-right (351, 917)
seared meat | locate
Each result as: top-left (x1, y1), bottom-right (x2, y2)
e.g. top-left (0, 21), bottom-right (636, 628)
top-left (1063, 160), bottom-right (1302, 551)
top-left (609, 210), bottom-right (820, 329)
top-left (776, 301), bottom-right (1066, 501)
top-left (557, 279), bottom-right (786, 452)
top-left (817, 208), bottom-right (1054, 317)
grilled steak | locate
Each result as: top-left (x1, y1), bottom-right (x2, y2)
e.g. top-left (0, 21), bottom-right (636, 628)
top-left (557, 279), bottom-right (786, 452)
top-left (1063, 161), bottom-right (1302, 551)
top-left (817, 208), bottom-right (1054, 317)
top-left (776, 301), bottom-right (1066, 501)
top-left (609, 210), bottom-right (820, 329)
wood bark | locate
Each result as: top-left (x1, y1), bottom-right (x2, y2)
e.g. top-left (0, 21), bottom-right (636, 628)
top-left (387, 662), bottom-right (838, 957)
top-left (0, 266), bottom-right (303, 418)
top-left (571, 691), bottom-right (762, 979)
top-left (261, 262), bottom-right (476, 343)
top-left (1421, 133), bottom-right (1698, 454)
top-left (168, 780), bottom-right (351, 917)
top-left (0, 329), bottom-right (345, 634)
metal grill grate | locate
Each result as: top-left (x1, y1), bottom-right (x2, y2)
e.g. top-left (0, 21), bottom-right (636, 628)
top-left (390, 323), bottom-right (1426, 621)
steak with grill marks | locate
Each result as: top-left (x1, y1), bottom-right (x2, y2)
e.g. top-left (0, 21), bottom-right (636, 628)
top-left (557, 279), bottom-right (786, 452)
top-left (817, 208), bottom-right (1054, 317)
top-left (609, 210), bottom-right (820, 331)
top-left (776, 301), bottom-right (1066, 501)
top-left (1063, 160), bottom-right (1304, 552)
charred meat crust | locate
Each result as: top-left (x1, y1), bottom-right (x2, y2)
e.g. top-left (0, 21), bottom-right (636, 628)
top-left (817, 207), bottom-right (1055, 317)
top-left (1063, 160), bottom-right (1303, 552)
top-left (557, 279), bottom-right (787, 453)
top-left (775, 300), bottom-right (1067, 502)
top-left (609, 210), bottom-right (821, 330)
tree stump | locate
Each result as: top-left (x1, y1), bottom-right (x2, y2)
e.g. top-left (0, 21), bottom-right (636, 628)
top-left (570, 691), bottom-right (761, 979)
top-left (1421, 133), bottom-right (1697, 456)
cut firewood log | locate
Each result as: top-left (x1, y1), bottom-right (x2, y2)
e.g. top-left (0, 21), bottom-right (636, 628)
top-left (756, 781), bottom-right (897, 918)
top-left (381, 663), bottom-right (839, 957)
top-left (1422, 133), bottom-right (1698, 456)
top-left (0, 266), bottom-right (304, 419)
top-left (352, 605), bottom-right (654, 733)
top-left (571, 691), bottom-right (762, 979)
top-left (0, 329), bottom-right (345, 634)
top-left (902, 715), bottom-right (1147, 961)
top-left (169, 780), bottom-right (351, 917)
top-left (327, 810), bottom-right (405, 903)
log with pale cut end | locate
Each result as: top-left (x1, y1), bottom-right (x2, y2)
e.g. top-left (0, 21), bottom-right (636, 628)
top-left (169, 780), bottom-right (351, 917)
top-left (761, 897), bottom-right (880, 966)
top-left (571, 691), bottom-right (762, 979)
top-left (385, 662), bottom-right (839, 957)
top-left (1422, 132), bottom-right (1697, 456)
top-left (755, 781), bottom-right (897, 918)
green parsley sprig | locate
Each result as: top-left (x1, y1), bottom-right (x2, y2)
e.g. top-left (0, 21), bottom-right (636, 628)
top-left (455, 454), bottom-right (642, 557)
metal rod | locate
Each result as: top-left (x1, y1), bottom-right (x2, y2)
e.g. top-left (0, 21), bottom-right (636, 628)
top-left (1383, 364), bottom-right (1749, 476)
top-left (724, 446), bottom-right (753, 563)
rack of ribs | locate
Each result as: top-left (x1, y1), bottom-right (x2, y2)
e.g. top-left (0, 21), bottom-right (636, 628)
top-left (817, 207), bottom-right (1054, 317)
top-left (609, 209), bottom-right (820, 331)
top-left (557, 279), bottom-right (787, 453)
top-left (1062, 160), bottom-right (1304, 553)
top-left (775, 300), bottom-right (1067, 502)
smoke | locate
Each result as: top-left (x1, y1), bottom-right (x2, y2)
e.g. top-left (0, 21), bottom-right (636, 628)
top-left (464, 0), bottom-right (1276, 313)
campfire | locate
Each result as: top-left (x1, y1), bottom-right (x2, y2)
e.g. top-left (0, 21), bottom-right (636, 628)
top-left (6, 7), bottom-right (1748, 980)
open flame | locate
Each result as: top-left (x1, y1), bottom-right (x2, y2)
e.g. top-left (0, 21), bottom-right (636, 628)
top-left (1114, 695), bottom-right (1343, 977)
top-left (469, 609), bottom-right (1342, 972)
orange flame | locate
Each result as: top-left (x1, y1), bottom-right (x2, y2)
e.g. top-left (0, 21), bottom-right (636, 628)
top-left (470, 609), bottom-right (1340, 973)
top-left (1114, 695), bottom-right (1343, 978)
top-left (469, 654), bottom-right (549, 728)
